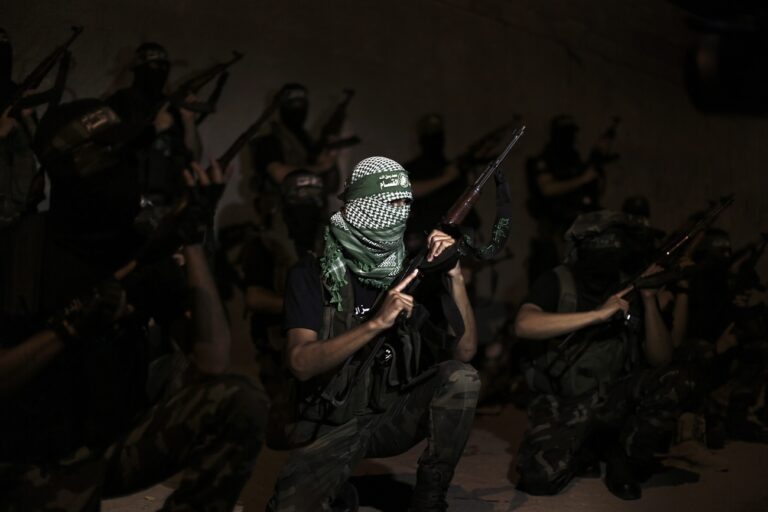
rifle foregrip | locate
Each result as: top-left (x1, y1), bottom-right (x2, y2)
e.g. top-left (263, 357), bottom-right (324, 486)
top-left (442, 189), bottom-right (480, 226)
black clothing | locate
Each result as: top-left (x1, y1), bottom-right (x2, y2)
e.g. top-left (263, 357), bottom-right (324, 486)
top-left (251, 131), bottom-right (313, 176)
top-left (527, 146), bottom-right (599, 229)
top-left (0, 215), bottom-right (150, 463)
top-left (242, 237), bottom-right (282, 344)
top-left (106, 87), bottom-right (190, 204)
top-left (283, 256), bottom-right (379, 334)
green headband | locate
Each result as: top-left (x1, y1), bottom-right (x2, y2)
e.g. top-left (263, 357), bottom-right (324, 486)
top-left (344, 170), bottom-right (411, 201)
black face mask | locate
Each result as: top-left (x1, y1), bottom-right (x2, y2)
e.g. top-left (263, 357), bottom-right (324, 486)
top-left (551, 125), bottom-right (577, 151)
top-left (50, 162), bottom-right (141, 234)
top-left (419, 131), bottom-right (445, 158)
top-left (284, 204), bottom-right (322, 253)
top-left (0, 32), bottom-right (12, 102)
top-left (132, 64), bottom-right (169, 99)
top-left (280, 103), bottom-right (308, 132)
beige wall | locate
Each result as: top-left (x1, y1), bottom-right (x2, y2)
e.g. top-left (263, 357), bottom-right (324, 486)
top-left (7, 0), bottom-right (768, 301)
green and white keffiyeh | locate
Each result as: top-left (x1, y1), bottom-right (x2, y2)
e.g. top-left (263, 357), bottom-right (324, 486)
top-left (321, 156), bottom-right (412, 310)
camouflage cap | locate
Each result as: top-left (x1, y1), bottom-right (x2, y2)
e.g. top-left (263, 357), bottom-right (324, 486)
top-left (565, 210), bottom-right (645, 242)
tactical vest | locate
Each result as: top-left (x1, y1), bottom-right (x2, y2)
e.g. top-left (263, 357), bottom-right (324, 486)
top-left (523, 265), bottom-right (631, 397)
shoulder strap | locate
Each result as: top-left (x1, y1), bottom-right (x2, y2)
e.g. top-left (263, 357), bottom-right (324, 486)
top-left (553, 265), bottom-right (578, 313)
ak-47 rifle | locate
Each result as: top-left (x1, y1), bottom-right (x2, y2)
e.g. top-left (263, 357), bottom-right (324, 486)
top-left (3, 26), bottom-right (83, 116)
top-left (310, 89), bottom-right (361, 159)
top-left (374, 125), bottom-right (526, 307)
top-left (456, 119), bottom-right (519, 169)
top-left (543, 195), bottom-right (735, 389)
top-left (167, 51), bottom-right (243, 115)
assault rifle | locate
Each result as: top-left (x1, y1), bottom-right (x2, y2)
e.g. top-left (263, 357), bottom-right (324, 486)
top-left (543, 195), bottom-right (735, 389)
top-left (310, 88), bottom-right (361, 159)
top-left (376, 125), bottom-right (526, 304)
top-left (126, 93), bottom-right (282, 271)
top-left (3, 26), bottom-right (83, 116)
top-left (457, 119), bottom-right (519, 168)
top-left (167, 51), bottom-right (243, 115)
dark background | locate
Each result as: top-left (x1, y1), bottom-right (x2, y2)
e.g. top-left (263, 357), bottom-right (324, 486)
top-left (5, 0), bottom-right (768, 302)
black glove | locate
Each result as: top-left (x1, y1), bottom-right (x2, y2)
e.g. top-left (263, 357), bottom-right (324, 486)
top-left (135, 182), bottom-right (225, 265)
top-left (47, 278), bottom-right (127, 343)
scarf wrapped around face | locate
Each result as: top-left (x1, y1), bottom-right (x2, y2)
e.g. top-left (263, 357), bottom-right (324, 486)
top-left (321, 157), bottom-right (412, 310)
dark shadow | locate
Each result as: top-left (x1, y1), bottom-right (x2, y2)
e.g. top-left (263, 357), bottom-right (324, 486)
top-left (644, 465), bottom-right (701, 488)
top-left (350, 474), bottom-right (413, 512)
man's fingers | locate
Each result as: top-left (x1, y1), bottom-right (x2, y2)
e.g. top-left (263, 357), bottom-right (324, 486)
top-left (616, 286), bottom-right (634, 299)
top-left (393, 269), bottom-right (419, 292)
top-left (210, 159), bottom-right (224, 184)
top-left (191, 161), bottom-right (210, 186)
top-left (182, 169), bottom-right (196, 186)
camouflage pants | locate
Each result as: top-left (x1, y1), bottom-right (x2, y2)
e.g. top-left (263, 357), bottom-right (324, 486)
top-left (0, 374), bottom-right (267, 512)
top-left (516, 367), bottom-right (692, 496)
top-left (267, 360), bottom-right (481, 512)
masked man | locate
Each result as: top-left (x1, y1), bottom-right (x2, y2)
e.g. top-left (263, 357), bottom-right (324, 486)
top-left (515, 211), bottom-right (691, 500)
top-left (267, 157), bottom-right (479, 512)
top-left (107, 42), bottom-right (202, 213)
top-left (0, 28), bottom-right (39, 229)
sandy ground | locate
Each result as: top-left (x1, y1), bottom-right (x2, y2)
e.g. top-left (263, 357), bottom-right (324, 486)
top-left (104, 403), bottom-right (768, 512)
top-left (104, 294), bottom-right (768, 511)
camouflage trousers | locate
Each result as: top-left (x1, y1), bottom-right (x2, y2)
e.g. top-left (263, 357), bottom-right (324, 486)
top-left (267, 360), bottom-right (481, 512)
top-left (0, 374), bottom-right (268, 512)
top-left (516, 366), bottom-right (693, 496)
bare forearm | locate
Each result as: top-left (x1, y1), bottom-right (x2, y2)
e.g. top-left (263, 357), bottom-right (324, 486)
top-left (515, 306), bottom-right (602, 340)
top-left (288, 322), bottom-right (382, 381)
top-left (539, 173), bottom-right (591, 197)
top-left (0, 330), bottom-right (65, 396)
top-left (450, 275), bottom-right (477, 362)
top-left (185, 245), bottom-right (230, 373)
top-left (643, 296), bottom-right (673, 366)
top-left (245, 286), bottom-right (284, 315)
top-left (182, 119), bottom-right (202, 160)
top-left (670, 293), bottom-right (689, 348)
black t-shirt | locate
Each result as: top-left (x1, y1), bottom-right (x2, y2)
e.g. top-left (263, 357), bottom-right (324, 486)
top-left (250, 129), bottom-right (313, 175)
top-left (242, 237), bottom-right (282, 343)
top-left (283, 256), bottom-right (380, 334)
top-left (527, 146), bottom-right (598, 227)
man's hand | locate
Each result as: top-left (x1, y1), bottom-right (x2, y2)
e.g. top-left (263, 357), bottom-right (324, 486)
top-left (426, 229), bottom-right (456, 262)
top-left (639, 263), bottom-right (664, 299)
top-left (716, 322), bottom-right (738, 354)
top-left (178, 159), bottom-right (231, 243)
top-left (593, 286), bottom-right (632, 323)
top-left (47, 278), bottom-right (131, 342)
top-left (153, 102), bottom-right (174, 133)
top-left (579, 166), bottom-right (600, 185)
top-left (369, 270), bottom-right (418, 330)
top-left (312, 150), bottom-right (337, 173)
top-left (0, 107), bottom-right (17, 138)
top-left (179, 93), bottom-right (198, 124)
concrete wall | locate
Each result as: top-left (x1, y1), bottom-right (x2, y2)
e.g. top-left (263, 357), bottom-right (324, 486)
top-left (6, 0), bottom-right (768, 301)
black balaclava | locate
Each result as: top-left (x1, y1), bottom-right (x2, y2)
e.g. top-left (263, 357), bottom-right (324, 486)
top-left (278, 83), bottom-right (308, 132)
top-left (550, 115), bottom-right (578, 150)
top-left (132, 42), bottom-right (170, 100)
top-left (573, 228), bottom-right (625, 296)
top-left (417, 113), bottom-right (445, 159)
top-left (0, 28), bottom-right (13, 103)
top-left (281, 170), bottom-right (324, 254)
